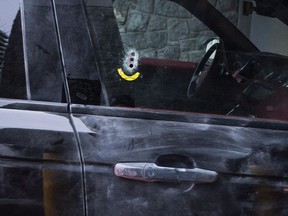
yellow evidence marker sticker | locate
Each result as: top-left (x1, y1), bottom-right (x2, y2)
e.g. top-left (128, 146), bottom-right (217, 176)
top-left (117, 68), bottom-right (141, 81)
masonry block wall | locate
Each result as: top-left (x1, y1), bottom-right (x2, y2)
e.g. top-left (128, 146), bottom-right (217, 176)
top-left (114, 0), bottom-right (239, 62)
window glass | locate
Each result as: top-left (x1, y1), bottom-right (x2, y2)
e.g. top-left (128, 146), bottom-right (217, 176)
top-left (0, 0), bottom-right (67, 103)
top-left (0, 0), bottom-right (26, 99)
top-left (54, 0), bottom-right (102, 105)
top-left (22, 0), bottom-right (66, 102)
top-left (83, 0), bottom-right (288, 122)
top-left (85, 0), bottom-right (219, 108)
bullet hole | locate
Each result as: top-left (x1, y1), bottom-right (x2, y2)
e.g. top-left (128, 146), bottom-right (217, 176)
top-left (122, 48), bottom-right (140, 74)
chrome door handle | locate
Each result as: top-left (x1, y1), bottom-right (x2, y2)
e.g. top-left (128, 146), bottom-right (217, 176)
top-left (114, 163), bottom-right (217, 183)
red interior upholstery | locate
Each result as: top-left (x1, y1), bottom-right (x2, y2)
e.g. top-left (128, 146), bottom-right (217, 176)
top-left (140, 57), bottom-right (196, 70)
top-left (256, 87), bottom-right (288, 121)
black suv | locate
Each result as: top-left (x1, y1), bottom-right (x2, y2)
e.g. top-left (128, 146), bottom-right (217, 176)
top-left (1, 0), bottom-right (288, 215)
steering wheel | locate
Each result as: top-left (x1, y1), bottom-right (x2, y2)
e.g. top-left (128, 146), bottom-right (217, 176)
top-left (187, 43), bottom-right (219, 97)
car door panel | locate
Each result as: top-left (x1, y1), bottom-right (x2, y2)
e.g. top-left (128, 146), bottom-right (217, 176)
top-left (0, 101), bottom-right (85, 216)
top-left (46, 0), bottom-right (288, 214)
top-left (71, 105), bottom-right (288, 215)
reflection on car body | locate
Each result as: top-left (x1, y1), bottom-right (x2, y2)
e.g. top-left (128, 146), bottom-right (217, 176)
top-left (1, 0), bottom-right (288, 215)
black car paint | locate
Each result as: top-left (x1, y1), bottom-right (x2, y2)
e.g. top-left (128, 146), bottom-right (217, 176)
top-left (71, 104), bottom-right (288, 215)
top-left (0, 100), bottom-right (85, 216)
top-left (1, 0), bottom-right (288, 216)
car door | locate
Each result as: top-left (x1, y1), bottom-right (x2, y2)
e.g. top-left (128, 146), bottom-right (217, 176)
top-left (71, 105), bottom-right (288, 216)
top-left (0, 1), bottom-right (85, 215)
top-left (54, 0), bottom-right (288, 215)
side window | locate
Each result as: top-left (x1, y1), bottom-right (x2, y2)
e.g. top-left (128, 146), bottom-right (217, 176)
top-left (0, 1), bottom-right (26, 99)
top-left (71, 0), bottom-right (288, 123)
top-left (0, 0), bottom-right (67, 103)
top-left (54, 0), bottom-right (102, 105)
top-left (83, 0), bottom-right (225, 110)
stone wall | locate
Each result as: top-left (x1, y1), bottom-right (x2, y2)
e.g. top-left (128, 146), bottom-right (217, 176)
top-left (114, 0), bottom-right (239, 62)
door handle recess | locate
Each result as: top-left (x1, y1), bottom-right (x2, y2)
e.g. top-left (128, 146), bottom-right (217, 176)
top-left (114, 163), bottom-right (217, 183)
